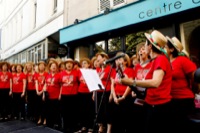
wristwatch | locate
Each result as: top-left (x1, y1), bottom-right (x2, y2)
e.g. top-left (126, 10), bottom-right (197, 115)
top-left (132, 79), bottom-right (136, 87)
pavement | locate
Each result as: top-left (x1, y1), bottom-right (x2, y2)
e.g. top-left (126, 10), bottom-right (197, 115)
top-left (0, 120), bottom-right (63, 133)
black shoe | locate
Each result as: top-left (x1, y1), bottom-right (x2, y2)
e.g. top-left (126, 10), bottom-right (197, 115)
top-left (4, 117), bottom-right (8, 121)
top-left (53, 124), bottom-right (60, 130)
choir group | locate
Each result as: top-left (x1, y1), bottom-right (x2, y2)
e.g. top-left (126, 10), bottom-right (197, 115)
top-left (0, 30), bottom-right (199, 133)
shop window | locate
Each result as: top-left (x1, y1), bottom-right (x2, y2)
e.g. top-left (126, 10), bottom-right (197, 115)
top-left (36, 44), bottom-right (42, 63)
top-left (21, 51), bottom-right (26, 63)
top-left (108, 37), bottom-right (122, 52)
top-left (43, 42), bottom-right (46, 59)
top-left (14, 55), bottom-right (18, 63)
top-left (125, 31), bottom-right (147, 55)
top-left (95, 40), bottom-right (106, 53)
top-left (28, 49), bottom-right (35, 62)
top-left (99, 0), bottom-right (126, 12)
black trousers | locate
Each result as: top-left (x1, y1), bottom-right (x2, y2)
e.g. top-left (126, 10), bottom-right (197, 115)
top-left (0, 89), bottom-right (10, 118)
top-left (111, 95), bottom-right (135, 133)
top-left (95, 91), bottom-right (111, 125)
top-left (12, 92), bottom-right (25, 118)
top-left (143, 101), bottom-right (172, 133)
top-left (35, 94), bottom-right (47, 120)
top-left (27, 90), bottom-right (37, 119)
top-left (77, 92), bottom-right (95, 129)
top-left (171, 98), bottom-right (195, 132)
top-left (46, 99), bottom-right (61, 128)
top-left (60, 94), bottom-right (78, 133)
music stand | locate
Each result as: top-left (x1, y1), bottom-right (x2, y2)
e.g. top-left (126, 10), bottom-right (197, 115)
top-left (80, 69), bottom-right (105, 92)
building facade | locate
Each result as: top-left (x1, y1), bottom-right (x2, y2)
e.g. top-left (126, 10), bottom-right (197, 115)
top-left (0, 0), bottom-right (200, 63)
top-left (60, 0), bottom-right (200, 61)
top-left (0, 0), bottom-right (64, 63)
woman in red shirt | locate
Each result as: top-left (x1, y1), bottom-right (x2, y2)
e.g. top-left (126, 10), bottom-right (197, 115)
top-left (121, 30), bottom-right (172, 133)
top-left (24, 61), bottom-right (37, 121)
top-left (165, 36), bottom-right (197, 132)
top-left (59, 58), bottom-right (79, 133)
top-left (132, 42), bottom-right (152, 133)
top-left (43, 60), bottom-right (61, 128)
top-left (110, 52), bottom-right (135, 133)
top-left (0, 62), bottom-right (12, 121)
top-left (77, 58), bottom-right (95, 133)
top-left (12, 64), bottom-right (26, 120)
top-left (35, 61), bottom-right (48, 126)
top-left (94, 52), bottom-right (114, 133)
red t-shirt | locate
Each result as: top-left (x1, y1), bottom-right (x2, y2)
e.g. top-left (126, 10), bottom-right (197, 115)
top-left (135, 62), bottom-right (153, 95)
top-left (12, 73), bottom-right (26, 93)
top-left (171, 56), bottom-right (197, 99)
top-left (96, 65), bottom-right (114, 92)
top-left (113, 67), bottom-right (135, 96)
top-left (35, 72), bottom-right (48, 91)
top-left (0, 72), bottom-right (12, 89)
top-left (135, 62), bottom-right (152, 80)
top-left (60, 70), bottom-right (79, 95)
top-left (26, 72), bottom-right (36, 91)
top-left (145, 55), bottom-right (172, 105)
top-left (45, 73), bottom-right (61, 99)
top-left (78, 69), bottom-right (90, 93)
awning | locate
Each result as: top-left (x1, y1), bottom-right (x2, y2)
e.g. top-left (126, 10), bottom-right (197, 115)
top-left (60, 0), bottom-right (200, 44)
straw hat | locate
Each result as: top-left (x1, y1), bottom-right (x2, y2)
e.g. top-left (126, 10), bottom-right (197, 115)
top-left (182, 49), bottom-right (189, 57)
top-left (96, 51), bottom-right (109, 59)
top-left (171, 37), bottom-right (184, 52)
top-left (48, 59), bottom-right (59, 68)
top-left (145, 30), bottom-right (167, 52)
top-left (80, 58), bottom-right (91, 65)
top-left (65, 58), bottom-right (74, 64)
top-left (166, 36), bottom-right (183, 52)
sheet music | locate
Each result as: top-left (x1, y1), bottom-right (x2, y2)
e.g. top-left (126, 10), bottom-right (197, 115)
top-left (80, 69), bottom-right (105, 92)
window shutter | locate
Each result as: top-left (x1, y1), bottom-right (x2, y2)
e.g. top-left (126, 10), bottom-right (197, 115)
top-left (99, 0), bottom-right (111, 12)
top-left (113, 0), bottom-right (125, 6)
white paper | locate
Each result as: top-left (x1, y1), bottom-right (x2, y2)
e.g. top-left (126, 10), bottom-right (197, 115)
top-left (80, 69), bottom-right (105, 92)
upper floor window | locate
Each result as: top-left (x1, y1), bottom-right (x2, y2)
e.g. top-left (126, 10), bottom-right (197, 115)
top-left (0, 29), bottom-right (2, 49)
top-left (99, 0), bottom-right (126, 12)
top-left (33, 1), bottom-right (37, 28)
top-left (53, 0), bottom-right (57, 13)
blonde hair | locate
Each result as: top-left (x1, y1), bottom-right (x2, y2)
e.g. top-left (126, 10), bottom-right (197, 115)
top-left (24, 61), bottom-right (34, 74)
top-left (91, 56), bottom-right (97, 69)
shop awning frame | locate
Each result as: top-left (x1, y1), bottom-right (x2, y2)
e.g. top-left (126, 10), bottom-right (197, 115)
top-left (60, 0), bottom-right (200, 44)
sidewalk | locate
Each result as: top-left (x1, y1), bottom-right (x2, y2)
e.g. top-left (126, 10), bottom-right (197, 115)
top-left (0, 120), bottom-right (63, 133)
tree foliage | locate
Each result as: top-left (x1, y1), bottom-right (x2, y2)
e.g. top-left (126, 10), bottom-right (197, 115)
top-left (95, 30), bottom-right (149, 55)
